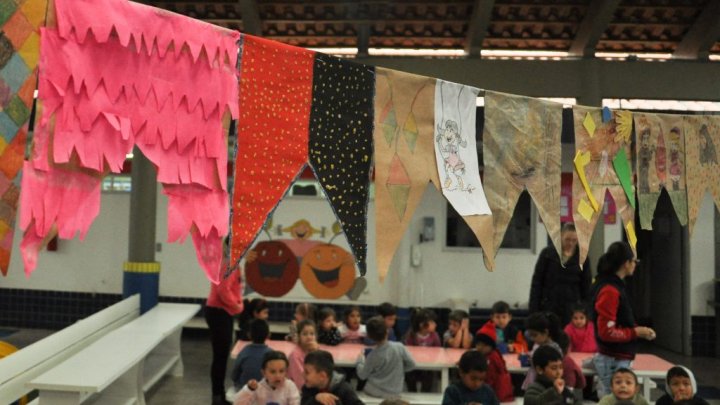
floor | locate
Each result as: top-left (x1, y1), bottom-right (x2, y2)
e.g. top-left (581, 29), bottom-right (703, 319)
top-left (4, 328), bottom-right (720, 405)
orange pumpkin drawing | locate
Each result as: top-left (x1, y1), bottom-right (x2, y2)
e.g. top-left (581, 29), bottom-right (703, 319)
top-left (245, 241), bottom-right (299, 297)
top-left (299, 244), bottom-right (356, 299)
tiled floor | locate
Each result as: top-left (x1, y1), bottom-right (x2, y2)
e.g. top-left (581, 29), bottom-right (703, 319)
top-left (4, 328), bottom-right (720, 405)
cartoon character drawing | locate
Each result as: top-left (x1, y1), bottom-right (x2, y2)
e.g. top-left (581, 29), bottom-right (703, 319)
top-left (668, 127), bottom-right (682, 191)
top-left (637, 126), bottom-right (655, 194)
top-left (699, 124), bottom-right (718, 166)
top-left (436, 119), bottom-right (474, 192)
top-left (280, 219), bottom-right (323, 260)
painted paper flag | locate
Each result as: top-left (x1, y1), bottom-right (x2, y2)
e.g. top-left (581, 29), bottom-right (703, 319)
top-left (434, 80), bottom-right (490, 216)
top-left (230, 35), bottom-right (315, 270)
top-left (633, 113), bottom-right (688, 229)
top-left (308, 54), bottom-right (374, 276)
top-left (22, 0), bottom-right (239, 281)
top-left (0, 0), bottom-right (48, 275)
top-left (483, 91), bottom-right (562, 267)
top-left (374, 68), bottom-right (494, 280)
top-left (684, 115), bottom-right (720, 236)
top-left (571, 107), bottom-right (637, 265)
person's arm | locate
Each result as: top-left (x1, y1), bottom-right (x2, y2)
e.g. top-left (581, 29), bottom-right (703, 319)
top-left (442, 385), bottom-right (461, 405)
top-left (529, 251), bottom-right (549, 313)
top-left (233, 382), bottom-right (256, 405)
top-left (580, 256), bottom-right (592, 302)
top-left (336, 382), bottom-right (364, 405)
top-left (595, 286), bottom-right (636, 342)
top-left (523, 383), bottom-right (561, 405)
top-left (287, 381), bottom-right (301, 405)
top-left (355, 350), bottom-right (371, 380)
top-left (460, 319), bottom-right (473, 349)
top-left (300, 386), bottom-right (319, 405)
top-left (402, 345), bottom-right (416, 372)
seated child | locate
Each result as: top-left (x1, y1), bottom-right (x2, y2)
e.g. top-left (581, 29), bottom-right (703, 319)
top-left (301, 350), bottom-right (364, 405)
top-left (356, 316), bottom-right (416, 399)
top-left (556, 333), bottom-right (586, 393)
top-left (316, 307), bottom-right (342, 346)
top-left (655, 366), bottom-right (710, 405)
top-left (238, 298), bottom-right (270, 341)
top-left (597, 368), bottom-right (649, 405)
top-left (442, 350), bottom-right (500, 405)
top-left (288, 303), bottom-right (316, 343)
top-left (288, 320), bottom-right (319, 389)
top-left (403, 308), bottom-right (441, 392)
top-left (522, 311), bottom-right (564, 390)
top-left (231, 319), bottom-right (272, 389)
top-left (475, 322), bottom-right (514, 402)
top-left (377, 302), bottom-right (398, 342)
top-left (523, 345), bottom-right (581, 405)
top-left (563, 304), bottom-right (597, 353)
top-left (338, 306), bottom-right (367, 344)
top-left (444, 309), bottom-right (472, 349)
top-left (477, 301), bottom-right (528, 354)
top-left (234, 351), bottom-right (300, 405)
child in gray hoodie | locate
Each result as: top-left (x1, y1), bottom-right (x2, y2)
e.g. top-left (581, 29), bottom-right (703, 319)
top-left (655, 366), bottom-right (709, 405)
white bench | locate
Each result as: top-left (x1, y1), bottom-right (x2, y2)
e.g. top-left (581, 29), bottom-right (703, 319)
top-left (358, 392), bottom-right (443, 405)
top-left (26, 302), bottom-right (199, 405)
top-left (0, 295), bottom-right (141, 404)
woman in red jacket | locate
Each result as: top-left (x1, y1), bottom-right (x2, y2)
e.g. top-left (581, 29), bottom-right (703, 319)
top-left (591, 241), bottom-right (656, 397)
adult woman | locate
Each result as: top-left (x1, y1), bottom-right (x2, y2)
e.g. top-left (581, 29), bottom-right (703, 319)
top-left (592, 241), bottom-right (656, 397)
top-left (529, 223), bottom-right (592, 324)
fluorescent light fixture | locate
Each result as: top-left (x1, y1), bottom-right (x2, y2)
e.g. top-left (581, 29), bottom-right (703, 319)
top-left (307, 47), bottom-right (358, 56)
top-left (709, 54), bottom-right (720, 61)
top-left (595, 52), bottom-right (672, 61)
top-left (368, 48), bottom-right (465, 57)
top-left (481, 50), bottom-right (569, 59)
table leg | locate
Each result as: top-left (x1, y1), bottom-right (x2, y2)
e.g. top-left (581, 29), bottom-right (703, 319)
top-left (441, 368), bottom-right (449, 393)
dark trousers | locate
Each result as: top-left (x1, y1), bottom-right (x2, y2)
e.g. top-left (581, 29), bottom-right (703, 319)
top-left (406, 370), bottom-right (435, 392)
top-left (205, 306), bottom-right (234, 397)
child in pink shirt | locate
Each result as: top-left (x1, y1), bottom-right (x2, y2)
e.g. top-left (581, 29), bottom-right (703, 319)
top-left (563, 305), bottom-right (597, 353)
top-left (287, 320), bottom-right (318, 389)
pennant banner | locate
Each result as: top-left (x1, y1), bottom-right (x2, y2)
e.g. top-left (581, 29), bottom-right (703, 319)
top-left (571, 107), bottom-right (637, 265)
top-left (0, 0), bottom-right (48, 275)
top-left (634, 113), bottom-right (688, 229)
top-left (22, 0), bottom-right (239, 281)
top-left (308, 54), bottom-right (374, 276)
top-left (684, 115), bottom-right (720, 236)
top-left (483, 91), bottom-right (562, 266)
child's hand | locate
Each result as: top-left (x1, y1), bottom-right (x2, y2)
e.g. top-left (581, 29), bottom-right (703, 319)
top-left (315, 393), bottom-right (339, 405)
top-left (674, 391), bottom-right (692, 401)
top-left (306, 341), bottom-right (319, 352)
top-left (634, 326), bottom-right (656, 340)
top-left (245, 250), bottom-right (258, 263)
top-left (247, 379), bottom-right (258, 391)
top-left (461, 318), bottom-right (469, 330)
top-left (553, 378), bottom-right (565, 394)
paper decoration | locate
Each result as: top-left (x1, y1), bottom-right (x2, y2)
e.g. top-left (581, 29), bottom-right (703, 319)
top-left (625, 221), bottom-right (637, 249)
top-left (614, 110), bottom-right (633, 143)
top-left (433, 80), bottom-right (490, 216)
top-left (684, 115), bottom-right (720, 236)
top-left (483, 91), bottom-right (562, 266)
top-left (0, 0), bottom-right (48, 275)
top-left (578, 199), bottom-right (594, 222)
top-left (308, 54), bottom-right (374, 276)
top-left (633, 113), bottom-right (688, 230)
top-left (23, 0), bottom-right (239, 281)
top-left (573, 151), bottom-right (599, 211)
top-left (245, 240), bottom-right (300, 297)
top-left (602, 107), bottom-right (612, 123)
top-left (299, 243), bottom-right (357, 299)
top-left (230, 35), bottom-right (315, 272)
top-left (612, 148), bottom-right (635, 209)
top-left (572, 106), bottom-right (637, 266)
top-left (583, 112), bottom-right (596, 138)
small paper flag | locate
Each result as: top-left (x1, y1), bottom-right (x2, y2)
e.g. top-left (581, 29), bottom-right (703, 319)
top-left (573, 151), bottom-right (599, 211)
top-left (602, 107), bottom-right (612, 123)
top-left (612, 148), bottom-right (636, 209)
top-left (583, 112), bottom-right (596, 138)
top-left (625, 221), bottom-right (637, 249)
top-left (578, 198), bottom-right (594, 222)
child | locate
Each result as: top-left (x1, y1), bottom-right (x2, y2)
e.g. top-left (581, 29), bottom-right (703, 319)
top-left (597, 368), bottom-right (649, 405)
top-left (655, 366), bottom-right (710, 405)
top-left (444, 309), bottom-right (472, 349)
top-left (316, 307), bottom-right (342, 346)
top-left (231, 319), bottom-right (272, 390)
top-left (301, 350), bottom-right (364, 405)
top-left (356, 316), bottom-right (416, 399)
top-left (556, 333), bottom-right (586, 394)
top-left (442, 350), bottom-right (500, 405)
top-left (403, 308), bottom-right (441, 392)
top-left (338, 306), bottom-right (367, 344)
top-left (522, 311), bottom-right (564, 390)
top-left (234, 351), bottom-right (300, 405)
top-left (288, 320), bottom-right (319, 389)
top-left (377, 302), bottom-right (398, 342)
top-left (563, 304), bottom-right (597, 353)
top-left (288, 303), bottom-right (316, 343)
top-left (523, 345), bottom-right (581, 405)
top-left (477, 301), bottom-right (528, 354)
top-left (475, 322), bottom-right (514, 402)
top-left (238, 298), bottom-right (270, 341)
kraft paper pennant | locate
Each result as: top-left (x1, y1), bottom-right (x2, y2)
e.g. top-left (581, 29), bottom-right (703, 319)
top-left (633, 113), bottom-right (688, 230)
top-left (230, 35), bottom-right (315, 270)
top-left (572, 106), bottom-right (637, 265)
top-left (308, 54), bottom-right (374, 276)
top-left (434, 80), bottom-right (491, 216)
top-left (0, 0), bottom-right (48, 275)
top-left (483, 91), bottom-right (562, 266)
top-left (684, 115), bottom-right (720, 236)
top-left (374, 68), bottom-right (494, 280)
top-left (22, 0), bottom-right (239, 281)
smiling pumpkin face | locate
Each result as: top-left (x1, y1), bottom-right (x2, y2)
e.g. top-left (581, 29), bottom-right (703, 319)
top-left (299, 244), bottom-right (356, 299)
top-left (245, 241), bottom-right (299, 297)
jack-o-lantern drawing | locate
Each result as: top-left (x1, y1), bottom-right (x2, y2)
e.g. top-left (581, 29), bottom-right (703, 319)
top-left (245, 240), bottom-right (299, 297)
top-left (299, 244), bottom-right (356, 299)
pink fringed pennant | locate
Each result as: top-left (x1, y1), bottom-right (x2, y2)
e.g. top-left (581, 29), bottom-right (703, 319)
top-left (21, 0), bottom-right (239, 280)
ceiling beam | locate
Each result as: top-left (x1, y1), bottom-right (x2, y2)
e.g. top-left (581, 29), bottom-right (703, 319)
top-left (238, 0), bottom-right (261, 35)
top-left (464, 0), bottom-right (495, 57)
top-left (673, 1), bottom-right (720, 60)
top-left (568, 0), bottom-right (621, 58)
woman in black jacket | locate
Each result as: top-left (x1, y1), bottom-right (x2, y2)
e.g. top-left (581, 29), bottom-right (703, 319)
top-left (529, 223), bottom-right (592, 325)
